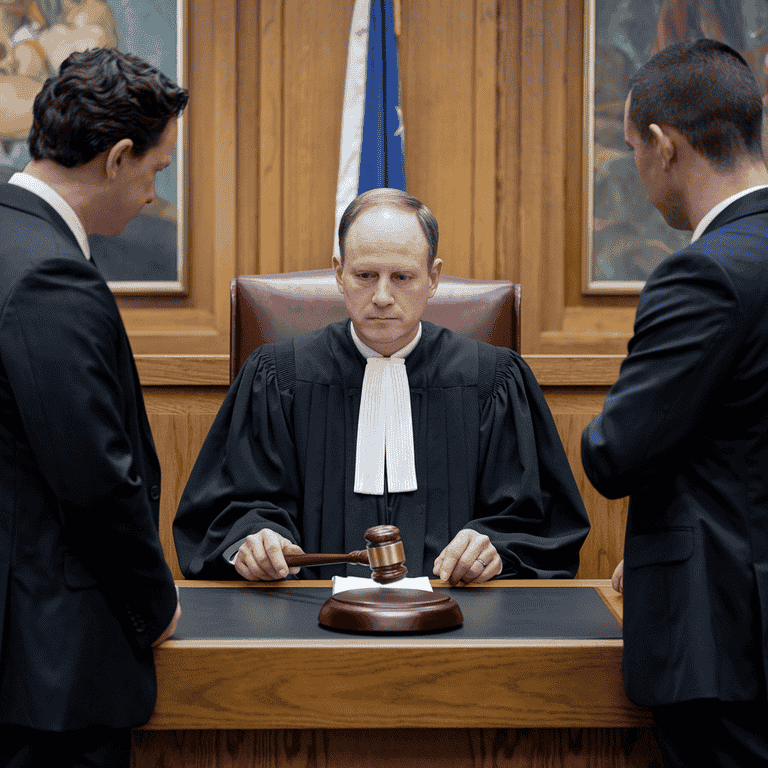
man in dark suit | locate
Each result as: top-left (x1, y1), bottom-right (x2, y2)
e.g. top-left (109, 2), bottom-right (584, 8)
top-left (582, 39), bottom-right (768, 766)
top-left (0, 48), bottom-right (188, 767)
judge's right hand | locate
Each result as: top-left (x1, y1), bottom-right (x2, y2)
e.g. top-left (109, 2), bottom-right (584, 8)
top-left (233, 529), bottom-right (305, 581)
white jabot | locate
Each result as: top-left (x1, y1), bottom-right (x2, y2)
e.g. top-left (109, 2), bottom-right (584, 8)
top-left (691, 185), bottom-right (768, 243)
top-left (351, 321), bottom-right (421, 495)
top-left (8, 172), bottom-right (91, 260)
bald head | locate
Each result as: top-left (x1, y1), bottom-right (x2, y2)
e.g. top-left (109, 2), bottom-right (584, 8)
top-left (338, 188), bottom-right (439, 269)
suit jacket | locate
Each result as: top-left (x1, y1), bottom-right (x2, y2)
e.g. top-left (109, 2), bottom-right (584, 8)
top-left (0, 183), bottom-right (177, 729)
top-left (582, 188), bottom-right (768, 707)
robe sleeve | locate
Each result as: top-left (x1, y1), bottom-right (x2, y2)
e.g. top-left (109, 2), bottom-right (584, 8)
top-left (468, 348), bottom-right (590, 578)
top-left (173, 347), bottom-right (301, 578)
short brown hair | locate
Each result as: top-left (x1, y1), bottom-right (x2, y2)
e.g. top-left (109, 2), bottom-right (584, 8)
top-left (629, 39), bottom-right (763, 170)
top-left (29, 48), bottom-right (188, 168)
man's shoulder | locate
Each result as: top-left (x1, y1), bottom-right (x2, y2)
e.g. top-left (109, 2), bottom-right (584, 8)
top-left (691, 190), bottom-right (768, 264)
top-left (0, 181), bottom-right (48, 221)
top-left (649, 208), bottom-right (768, 292)
top-left (0, 184), bottom-right (82, 258)
top-left (1, 239), bottom-right (97, 297)
top-left (0, 194), bottom-right (107, 319)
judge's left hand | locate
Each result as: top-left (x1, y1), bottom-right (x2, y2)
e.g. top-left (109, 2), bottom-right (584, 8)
top-left (433, 529), bottom-right (502, 585)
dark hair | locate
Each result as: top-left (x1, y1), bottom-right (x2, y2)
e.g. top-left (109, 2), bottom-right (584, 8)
top-left (28, 48), bottom-right (189, 167)
top-left (629, 39), bottom-right (763, 169)
top-left (338, 188), bottom-right (439, 268)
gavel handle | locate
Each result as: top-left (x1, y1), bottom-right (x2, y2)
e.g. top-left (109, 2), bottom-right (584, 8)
top-left (284, 550), bottom-right (369, 568)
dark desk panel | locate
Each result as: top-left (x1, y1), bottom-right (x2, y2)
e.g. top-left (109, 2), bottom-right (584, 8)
top-left (174, 585), bottom-right (623, 640)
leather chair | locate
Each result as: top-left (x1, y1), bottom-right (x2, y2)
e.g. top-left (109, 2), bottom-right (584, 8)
top-left (230, 269), bottom-right (521, 382)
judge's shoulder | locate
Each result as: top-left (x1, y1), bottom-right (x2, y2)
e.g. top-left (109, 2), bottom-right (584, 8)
top-left (415, 322), bottom-right (543, 404)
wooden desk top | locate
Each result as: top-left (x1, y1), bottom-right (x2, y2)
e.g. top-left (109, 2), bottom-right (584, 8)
top-left (144, 580), bottom-right (644, 730)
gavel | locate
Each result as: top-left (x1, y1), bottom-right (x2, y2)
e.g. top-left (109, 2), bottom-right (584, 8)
top-left (283, 524), bottom-right (408, 584)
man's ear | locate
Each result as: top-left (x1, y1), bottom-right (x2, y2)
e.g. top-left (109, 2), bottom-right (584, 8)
top-left (332, 255), bottom-right (344, 294)
top-left (428, 258), bottom-right (442, 298)
top-left (649, 124), bottom-right (676, 170)
top-left (104, 139), bottom-right (134, 180)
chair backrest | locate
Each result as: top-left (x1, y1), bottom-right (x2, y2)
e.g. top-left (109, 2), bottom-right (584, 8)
top-left (230, 269), bottom-right (521, 382)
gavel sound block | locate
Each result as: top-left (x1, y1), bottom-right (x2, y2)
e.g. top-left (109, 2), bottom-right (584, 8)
top-left (285, 525), bottom-right (463, 633)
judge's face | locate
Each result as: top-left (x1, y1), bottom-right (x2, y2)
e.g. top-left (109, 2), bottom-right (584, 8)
top-left (334, 204), bottom-right (441, 356)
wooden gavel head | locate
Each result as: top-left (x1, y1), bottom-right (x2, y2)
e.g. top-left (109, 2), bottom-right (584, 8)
top-left (364, 525), bottom-right (408, 584)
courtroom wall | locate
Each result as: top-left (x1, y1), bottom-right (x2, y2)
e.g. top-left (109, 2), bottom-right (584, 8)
top-left (118, 0), bottom-right (637, 359)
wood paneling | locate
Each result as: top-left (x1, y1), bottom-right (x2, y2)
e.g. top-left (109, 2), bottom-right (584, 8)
top-left (516, 0), bottom-right (638, 353)
top-left (116, 0), bottom-right (641, 360)
top-left (134, 354), bottom-right (625, 388)
top-left (400, 1), bottom-right (479, 278)
top-left (282, 2), bottom-right (352, 272)
top-left (144, 387), bottom-right (225, 579)
top-left (116, 0), bottom-right (237, 355)
top-left (133, 727), bottom-right (662, 768)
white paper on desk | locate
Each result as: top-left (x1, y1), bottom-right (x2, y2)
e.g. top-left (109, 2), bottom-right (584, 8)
top-left (332, 575), bottom-right (433, 594)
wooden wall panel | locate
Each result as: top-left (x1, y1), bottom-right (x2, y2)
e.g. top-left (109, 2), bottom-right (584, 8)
top-left (144, 388), bottom-right (225, 579)
top-left (548, 390), bottom-right (627, 581)
top-left (133, 726), bottom-right (662, 767)
top-left (115, 0), bottom-right (643, 360)
top-left (400, 1), bottom-right (478, 278)
top-left (117, 0), bottom-right (238, 357)
top-left (282, 2), bottom-right (353, 272)
top-left (236, 0), bottom-right (260, 277)
top-left (515, 0), bottom-right (639, 354)
top-left (497, 0), bottom-right (521, 283)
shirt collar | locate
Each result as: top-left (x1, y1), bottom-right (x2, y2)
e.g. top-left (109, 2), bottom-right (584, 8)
top-left (691, 184), bottom-right (768, 243)
top-left (350, 321), bottom-right (423, 359)
top-left (8, 172), bottom-right (91, 260)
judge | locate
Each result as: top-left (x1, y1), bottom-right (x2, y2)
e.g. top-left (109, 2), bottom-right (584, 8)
top-left (174, 189), bottom-right (589, 584)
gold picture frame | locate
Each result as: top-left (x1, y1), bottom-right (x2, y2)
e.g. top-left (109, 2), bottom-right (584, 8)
top-left (582, 0), bottom-right (768, 295)
top-left (0, 0), bottom-right (187, 295)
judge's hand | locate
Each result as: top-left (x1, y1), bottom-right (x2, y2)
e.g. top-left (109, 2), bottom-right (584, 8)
top-left (433, 529), bottom-right (502, 586)
top-left (612, 560), bottom-right (624, 594)
top-left (152, 586), bottom-right (181, 647)
top-left (234, 529), bottom-right (305, 581)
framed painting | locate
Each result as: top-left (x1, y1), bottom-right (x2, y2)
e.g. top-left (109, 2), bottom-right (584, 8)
top-left (0, 0), bottom-right (187, 295)
top-left (583, 0), bottom-right (768, 294)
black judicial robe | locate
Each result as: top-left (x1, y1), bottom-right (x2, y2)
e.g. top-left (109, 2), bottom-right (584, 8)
top-left (174, 320), bottom-right (589, 579)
